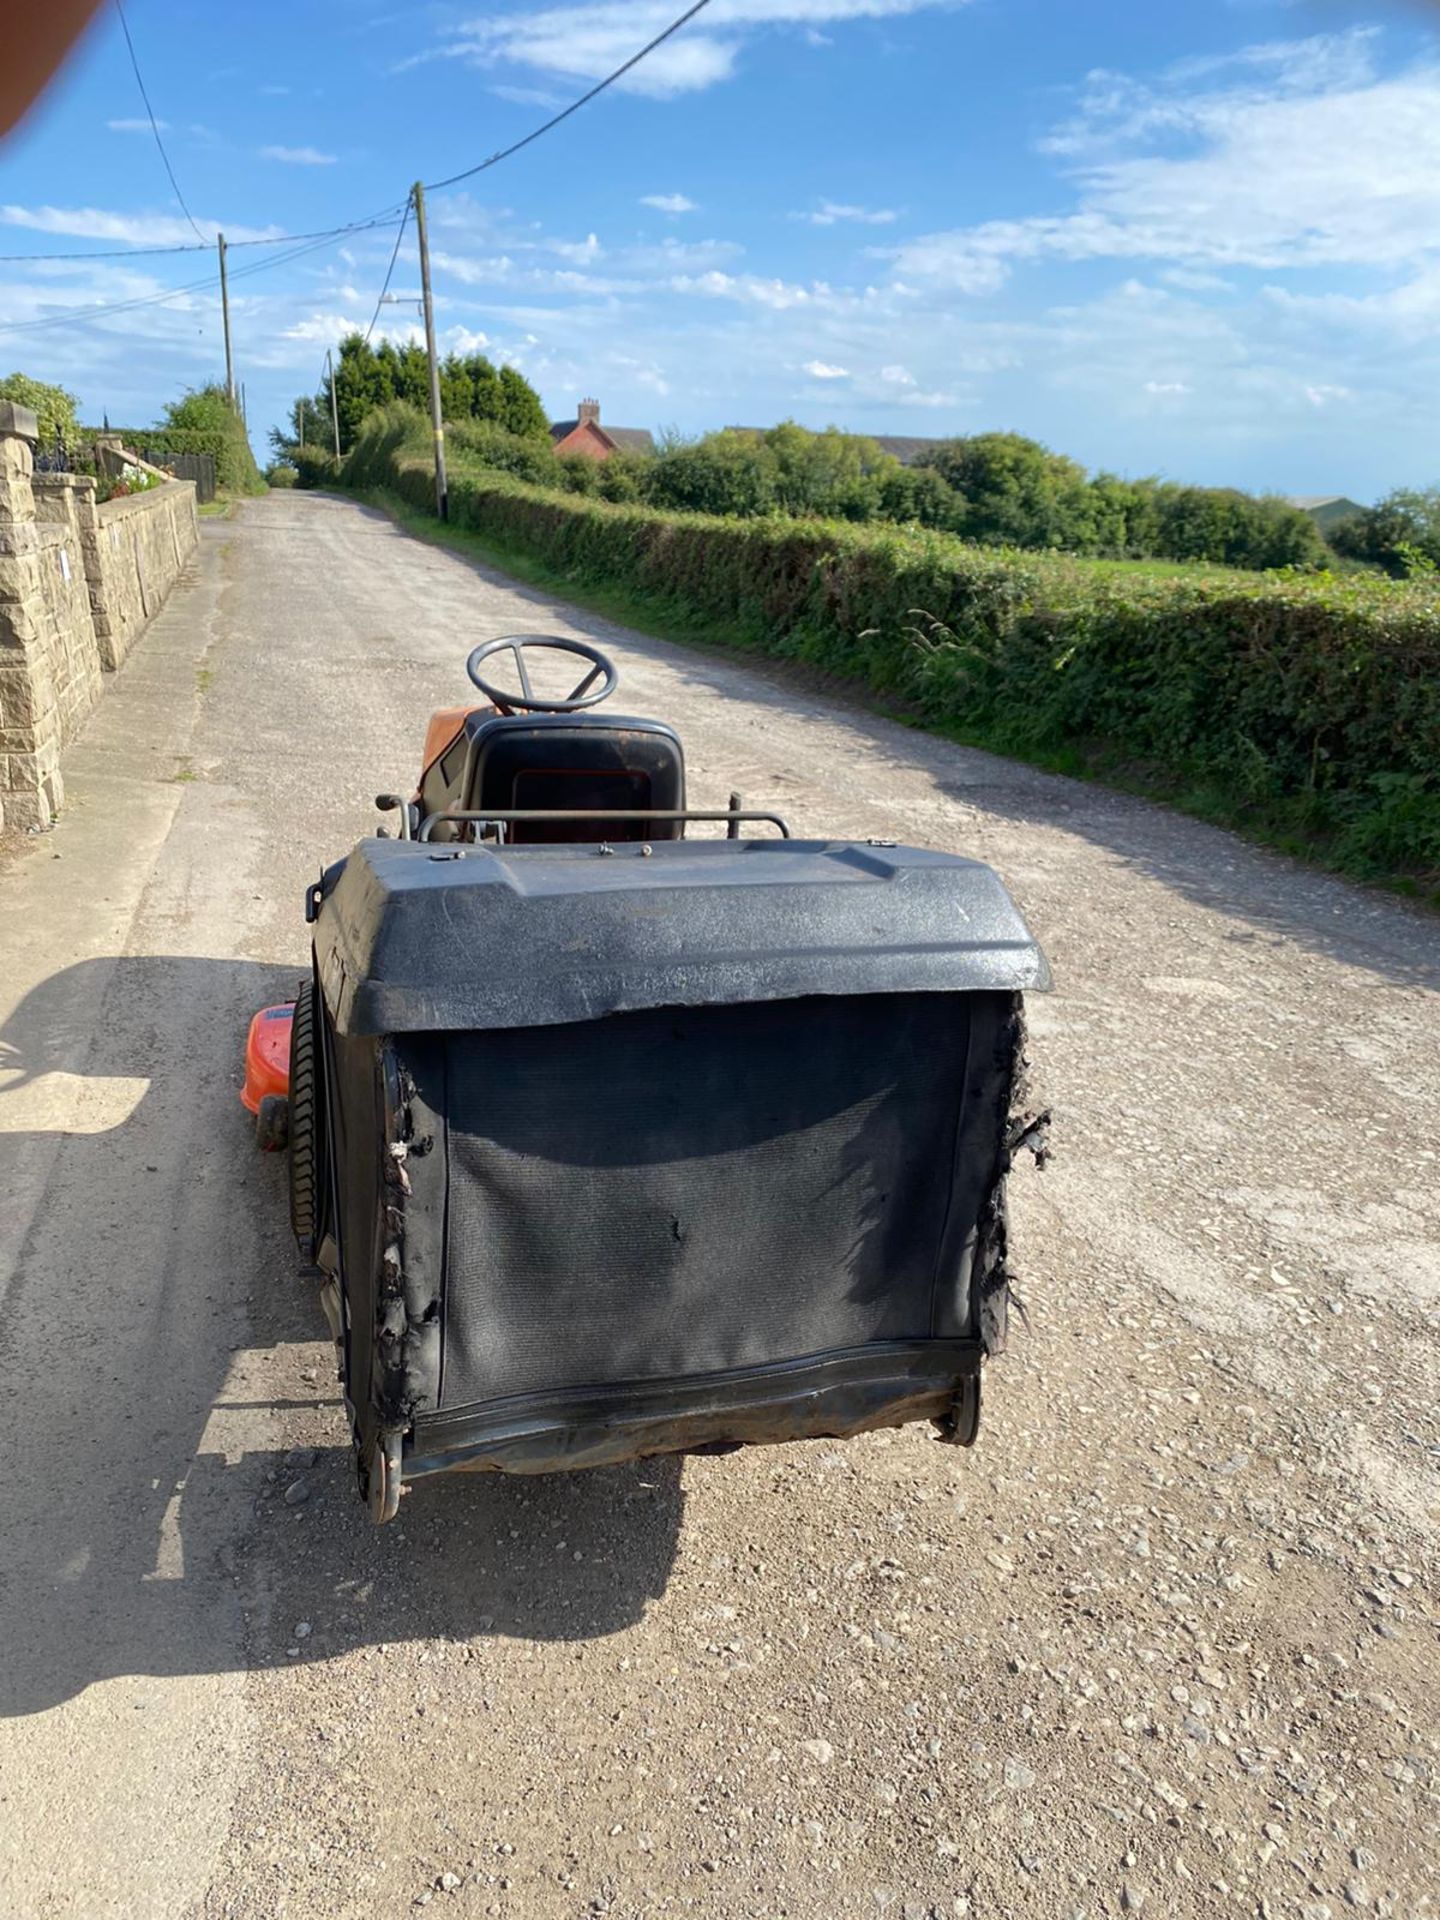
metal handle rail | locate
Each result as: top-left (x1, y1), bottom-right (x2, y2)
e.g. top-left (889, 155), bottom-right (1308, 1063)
top-left (415, 807), bottom-right (792, 844)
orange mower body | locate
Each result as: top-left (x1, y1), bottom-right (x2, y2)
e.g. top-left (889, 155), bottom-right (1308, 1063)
top-left (242, 1003), bottom-right (294, 1149)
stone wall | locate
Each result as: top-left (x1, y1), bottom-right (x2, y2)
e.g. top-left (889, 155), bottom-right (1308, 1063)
top-left (0, 403), bottom-right (199, 830)
top-left (87, 473), bottom-right (199, 670)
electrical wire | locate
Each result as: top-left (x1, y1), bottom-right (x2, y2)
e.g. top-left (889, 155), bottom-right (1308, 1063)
top-left (0, 208), bottom-right (410, 266)
top-left (0, 227), bottom-right (362, 339)
top-left (362, 199), bottom-right (411, 344)
top-left (1, 0), bottom-right (715, 329)
top-left (113, 0), bottom-right (206, 245)
top-left (424, 0), bottom-right (713, 192)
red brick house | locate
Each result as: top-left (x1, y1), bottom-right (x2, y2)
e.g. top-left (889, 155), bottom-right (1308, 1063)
top-left (549, 398), bottom-right (655, 462)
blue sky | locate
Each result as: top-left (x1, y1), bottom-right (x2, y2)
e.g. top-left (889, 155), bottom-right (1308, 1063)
top-left (1, 0), bottom-right (1438, 499)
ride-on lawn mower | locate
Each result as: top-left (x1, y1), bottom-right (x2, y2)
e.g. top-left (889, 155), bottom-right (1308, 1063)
top-left (242, 635), bottom-right (1050, 1521)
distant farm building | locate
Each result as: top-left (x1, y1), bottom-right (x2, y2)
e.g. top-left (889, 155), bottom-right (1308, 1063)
top-left (1287, 495), bottom-right (1365, 535)
top-left (549, 399), bottom-right (655, 461)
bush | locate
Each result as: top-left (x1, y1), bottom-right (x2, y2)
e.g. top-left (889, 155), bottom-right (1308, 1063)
top-left (292, 444), bottom-right (340, 489)
top-left (266, 463), bottom-right (298, 488)
top-left (446, 418), bottom-right (565, 487)
top-left (110, 387), bottom-right (264, 494)
top-left (339, 404), bottom-right (1440, 893)
top-left (0, 371), bottom-right (80, 448)
top-left (159, 385), bottom-right (265, 493)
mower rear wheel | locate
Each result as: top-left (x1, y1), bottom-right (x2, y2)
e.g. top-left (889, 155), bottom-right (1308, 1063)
top-left (288, 981), bottom-right (321, 1263)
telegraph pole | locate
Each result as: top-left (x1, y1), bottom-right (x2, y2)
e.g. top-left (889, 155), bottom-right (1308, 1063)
top-left (411, 180), bottom-right (448, 521)
top-left (217, 231), bottom-right (235, 407)
top-left (326, 348), bottom-right (340, 457)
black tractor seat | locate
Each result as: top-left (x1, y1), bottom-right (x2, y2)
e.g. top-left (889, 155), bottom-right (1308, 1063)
top-left (438, 711), bottom-right (686, 844)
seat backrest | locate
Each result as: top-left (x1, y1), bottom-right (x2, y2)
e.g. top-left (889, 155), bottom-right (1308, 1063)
top-left (460, 712), bottom-right (686, 843)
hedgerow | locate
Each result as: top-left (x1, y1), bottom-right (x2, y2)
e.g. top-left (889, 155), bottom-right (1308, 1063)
top-left (340, 405), bottom-right (1440, 895)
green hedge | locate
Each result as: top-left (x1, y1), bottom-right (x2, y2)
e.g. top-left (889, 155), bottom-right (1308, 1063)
top-left (342, 406), bottom-right (1440, 894)
top-left (104, 425), bottom-right (261, 494)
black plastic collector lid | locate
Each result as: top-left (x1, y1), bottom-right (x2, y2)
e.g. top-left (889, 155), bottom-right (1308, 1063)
top-left (315, 836), bottom-right (1051, 1036)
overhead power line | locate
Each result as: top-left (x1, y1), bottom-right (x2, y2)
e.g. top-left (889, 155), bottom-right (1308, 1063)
top-left (0, 227), bottom-right (363, 339)
top-left (0, 0), bottom-right (715, 339)
top-left (3, 0), bottom-right (713, 265)
top-left (424, 0), bottom-right (713, 193)
top-left (0, 208), bottom-right (409, 265)
top-left (363, 200), bottom-right (412, 344)
top-left (113, 0), bottom-right (206, 245)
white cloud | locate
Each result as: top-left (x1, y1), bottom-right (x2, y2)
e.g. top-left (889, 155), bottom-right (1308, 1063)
top-left (280, 311), bottom-right (367, 345)
top-left (107, 117), bottom-right (166, 134)
top-left (640, 193), bottom-right (697, 213)
top-left (1162, 267), bottom-right (1236, 292)
top-left (803, 358), bottom-right (850, 378)
top-left (0, 204), bottom-right (280, 245)
top-left (1304, 381), bottom-right (1351, 407)
top-left (547, 231), bottom-right (603, 264)
top-left (799, 200), bottom-right (898, 226)
top-left (1144, 379), bottom-right (1191, 395)
top-left (879, 363), bottom-right (915, 385)
top-left (671, 269), bottom-right (826, 309)
top-left (403, 0), bottom-right (966, 99)
top-left (490, 82), bottom-right (565, 106)
top-left (883, 32), bottom-right (1440, 294)
top-left (260, 145), bottom-right (337, 165)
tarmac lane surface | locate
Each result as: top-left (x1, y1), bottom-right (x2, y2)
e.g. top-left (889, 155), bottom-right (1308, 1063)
top-left (0, 492), bottom-right (1435, 1920)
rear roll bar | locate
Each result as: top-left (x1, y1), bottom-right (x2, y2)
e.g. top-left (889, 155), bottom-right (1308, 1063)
top-left (415, 807), bottom-right (792, 844)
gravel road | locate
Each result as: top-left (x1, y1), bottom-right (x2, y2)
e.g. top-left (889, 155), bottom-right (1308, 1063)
top-left (0, 493), bottom-right (1435, 1920)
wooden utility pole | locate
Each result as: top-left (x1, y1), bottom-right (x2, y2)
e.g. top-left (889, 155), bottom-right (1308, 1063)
top-left (326, 348), bottom-right (340, 457)
top-left (411, 180), bottom-right (448, 521)
top-left (217, 232), bottom-right (235, 407)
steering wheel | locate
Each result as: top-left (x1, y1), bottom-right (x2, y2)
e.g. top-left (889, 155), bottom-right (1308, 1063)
top-left (465, 634), bottom-right (618, 714)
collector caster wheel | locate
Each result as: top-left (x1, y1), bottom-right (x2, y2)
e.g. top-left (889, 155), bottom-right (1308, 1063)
top-left (255, 1093), bottom-right (289, 1151)
top-left (935, 1373), bottom-right (982, 1447)
top-left (366, 1430), bottom-right (404, 1525)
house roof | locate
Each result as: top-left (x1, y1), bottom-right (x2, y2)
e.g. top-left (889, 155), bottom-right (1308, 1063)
top-left (1287, 495), bottom-right (1362, 512)
top-left (549, 419), bottom-right (655, 454)
top-left (726, 427), bottom-right (946, 467)
top-left (870, 435), bottom-right (945, 466)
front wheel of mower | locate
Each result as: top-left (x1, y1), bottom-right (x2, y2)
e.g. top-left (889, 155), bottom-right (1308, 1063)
top-left (255, 1093), bottom-right (289, 1152)
top-left (288, 981), bottom-right (321, 1264)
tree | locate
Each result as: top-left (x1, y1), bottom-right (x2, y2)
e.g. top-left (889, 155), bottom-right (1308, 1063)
top-left (647, 431), bottom-right (780, 516)
top-left (876, 463), bottom-right (960, 531)
top-left (0, 371), bottom-right (80, 448)
top-left (274, 337), bottom-right (548, 457)
top-left (917, 433), bottom-right (1098, 550)
top-left (1331, 487), bottom-right (1440, 577)
top-left (498, 364), bottom-right (549, 440)
top-left (762, 422), bottom-right (892, 520)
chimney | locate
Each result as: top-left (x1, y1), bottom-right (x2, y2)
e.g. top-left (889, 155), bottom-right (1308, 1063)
top-left (577, 397), bottom-right (600, 426)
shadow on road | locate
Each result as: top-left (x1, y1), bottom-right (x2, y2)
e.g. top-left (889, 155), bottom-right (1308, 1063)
top-left (0, 956), bottom-right (684, 1719)
top-left (351, 494), bottom-right (1440, 995)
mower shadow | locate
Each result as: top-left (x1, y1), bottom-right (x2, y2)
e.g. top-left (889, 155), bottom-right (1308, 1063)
top-left (0, 955), bottom-right (684, 1719)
